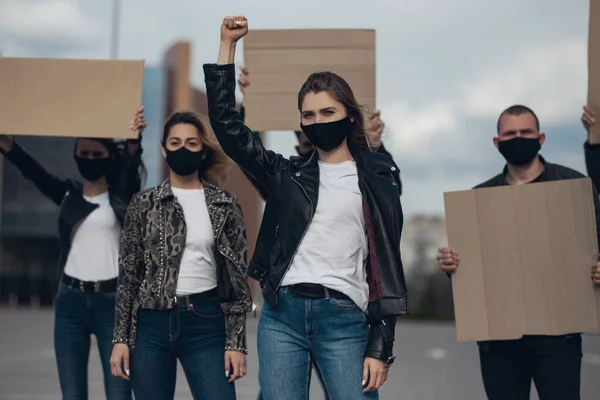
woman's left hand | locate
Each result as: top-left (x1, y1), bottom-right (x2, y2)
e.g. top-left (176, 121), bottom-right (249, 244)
top-left (225, 350), bottom-right (247, 382)
top-left (362, 357), bottom-right (388, 392)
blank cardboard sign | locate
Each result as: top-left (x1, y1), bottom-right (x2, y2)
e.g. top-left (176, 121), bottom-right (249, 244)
top-left (589, 0), bottom-right (600, 141)
top-left (0, 57), bottom-right (144, 139)
top-left (243, 29), bottom-right (375, 131)
top-left (444, 178), bottom-right (600, 342)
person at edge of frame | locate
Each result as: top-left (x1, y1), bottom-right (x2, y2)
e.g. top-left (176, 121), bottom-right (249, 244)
top-left (110, 110), bottom-right (253, 400)
top-left (203, 15), bottom-right (407, 400)
top-left (437, 104), bottom-right (600, 400)
top-left (235, 64), bottom-right (400, 400)
top-left (0, 108), bottom-right (146, 400)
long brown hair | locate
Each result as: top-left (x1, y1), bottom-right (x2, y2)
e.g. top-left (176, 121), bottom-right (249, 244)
top-left (297, 71), bottom-right (370, 150)
top-left (162, 110), bottom-right (231, 188)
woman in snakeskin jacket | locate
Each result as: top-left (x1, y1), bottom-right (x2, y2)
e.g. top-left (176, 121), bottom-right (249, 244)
top-left (109, 110), bottom-right (253, 400)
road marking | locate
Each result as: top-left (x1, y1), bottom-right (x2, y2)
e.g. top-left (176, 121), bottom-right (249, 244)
top-left (426, 348), bottom-right (448, 360)
top-left (583, 352), bottom-right (600, 366)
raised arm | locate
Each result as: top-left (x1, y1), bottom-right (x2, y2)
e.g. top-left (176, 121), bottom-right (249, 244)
top-left (0, 135), bottom-right (68, 205)
top-left (111, 107), bottom-right (147, 201)
top-left (367, 110), bottom-right (403, 196)
top-left (582, 105), bottom-right (600, 192)
top-left (203, 16), bottom-right (287, 195)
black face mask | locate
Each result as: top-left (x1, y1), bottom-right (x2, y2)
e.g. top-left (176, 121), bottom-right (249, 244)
top-left (74, 156), bottom-right (112, 181)
top-left (300, 117), bottom-right (353, 152)
top-left (497, 137), bottom-right (541, 166)
top-left (165, 147), bottom-right (205, 176)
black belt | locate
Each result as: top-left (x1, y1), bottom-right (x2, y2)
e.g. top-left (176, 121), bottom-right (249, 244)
top-left (61, 275), bottom-right (118, 293)
top-left (176, 288), bottom-right (218, 306)
top-left (287, 283), bottom-right (350, 300)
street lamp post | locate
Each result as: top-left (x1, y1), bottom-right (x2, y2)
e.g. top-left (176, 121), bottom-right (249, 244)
top-left (110, 0), bottom-right (121, 59)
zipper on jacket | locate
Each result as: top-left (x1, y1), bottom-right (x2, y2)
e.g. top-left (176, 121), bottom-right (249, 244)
top-left (158, 203), bottom-right (168, 299)
top-left (216, 210), bottom-right (236, 265)
top-left (275, 175), bottom-right (314, 292)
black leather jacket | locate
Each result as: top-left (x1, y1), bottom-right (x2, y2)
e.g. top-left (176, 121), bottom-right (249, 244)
top-left (1, 140), bottom-right (143, 278)
top-left (204, 63), bottom-right (408, 364)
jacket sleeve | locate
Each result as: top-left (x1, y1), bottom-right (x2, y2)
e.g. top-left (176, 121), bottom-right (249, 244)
top-left (203, 63), bottom-right (288, 197)
top-left (1, 141), bottom-right (68, 205)
top-left (111, 140), bottom-right (144, 202)
top-left (236, 105), bottom-right (268, 201)
top-left (222, 197), bottom-right (253, 353)
top-left (364, 317), bottom-right (397, 362)
top-left (377, 144), bottom-right (402, 196)
top-left (113, 192), bottom-right (144, 345)
top-left (585, 141), bottom-right (600, 195)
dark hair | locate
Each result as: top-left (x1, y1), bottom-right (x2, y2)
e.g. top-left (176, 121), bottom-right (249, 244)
top-left (297, 71), bottom-right (369, 150)
top-left (74, 138), bottom-right (147, 187)
top-left (497, 104), bottom-right (540, 133)
top-left (162, 110), bottom-right (231, 187)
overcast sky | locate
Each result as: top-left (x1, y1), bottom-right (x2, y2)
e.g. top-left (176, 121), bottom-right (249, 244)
top-left (0, 0), bottom-right (593, 217)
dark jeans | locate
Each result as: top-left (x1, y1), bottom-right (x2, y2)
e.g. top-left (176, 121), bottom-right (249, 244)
top-left (479, 334), bottom-right (583, 400)
top-left (54, 282), bottom-right (132, 400)
top-left (130, 296), bottom-right (236, 400)
top-left (257, 286), bottom-right (377, 400)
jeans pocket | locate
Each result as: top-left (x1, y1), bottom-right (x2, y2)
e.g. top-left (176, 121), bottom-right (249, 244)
top-left (330, 297), bottom-right (358, 310)
top-left (99, 291), bottom-right (117, 301)
top-left (55, 282), bottom-right (73, 300)
top-left (189, 299), bottom-right (223, 318)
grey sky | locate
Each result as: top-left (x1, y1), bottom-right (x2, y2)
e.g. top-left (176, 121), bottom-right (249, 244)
top-left (0, 0), bottom-right (593, 216)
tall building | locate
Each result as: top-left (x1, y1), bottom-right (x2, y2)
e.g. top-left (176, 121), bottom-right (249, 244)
top-left (140, 66), bottom-right (166, 189)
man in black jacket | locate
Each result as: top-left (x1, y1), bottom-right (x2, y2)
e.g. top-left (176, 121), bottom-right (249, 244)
top-left (437, 104), bottom-right (600, 400)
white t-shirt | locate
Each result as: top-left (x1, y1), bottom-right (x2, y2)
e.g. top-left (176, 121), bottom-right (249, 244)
top-left (171, 187), bottom-right (218, 295)
top-left (281, 160), bottom-right (370, 311)
top-left (63, 191), bottom-right (121, 281)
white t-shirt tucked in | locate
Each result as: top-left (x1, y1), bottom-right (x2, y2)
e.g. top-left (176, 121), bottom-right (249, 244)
top-left (64, 191), bottom-right (121, 281)
top-left (171, 187), bottom-right (218, 295)
top-left (282, 160), bottom-right (370, 311)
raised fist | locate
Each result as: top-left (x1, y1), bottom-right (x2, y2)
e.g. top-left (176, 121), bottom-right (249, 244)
top-left (221, 15), bottom-right (248, 43)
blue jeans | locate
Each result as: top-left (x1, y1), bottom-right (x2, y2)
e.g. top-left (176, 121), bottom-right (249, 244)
top-left (257, 286), bottom-right (378, 400)
top-left (54, 282), bottom-right (132, 400)
top-left (130, 296), bottom-right (236, 400)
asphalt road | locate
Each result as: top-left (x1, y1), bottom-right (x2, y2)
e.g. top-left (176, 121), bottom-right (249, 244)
top-left (1, 308), bottom-right (599, 399)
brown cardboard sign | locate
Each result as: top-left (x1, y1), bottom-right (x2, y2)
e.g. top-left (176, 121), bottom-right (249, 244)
top-left (589, 0), bottom-right (600, 140)
top-left (444, 178), bottom-right (600, 342)
top-left (0, 57), bottom-right (144, 139)
top-left (242, 29), bottom-right (375, 131)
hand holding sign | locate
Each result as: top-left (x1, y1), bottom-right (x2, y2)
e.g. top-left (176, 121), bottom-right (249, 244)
top-left (583, 105), bottom-right (597, 143)
top-left (0, 135), bottom-right (13, 153)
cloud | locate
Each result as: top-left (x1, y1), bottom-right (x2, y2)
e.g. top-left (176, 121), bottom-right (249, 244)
top-left (463, 40), bottom-right (587, 126)
top-left (380, 38), bottom-right (589, 216)
top-left (0, 0), bottom-right (100, 56)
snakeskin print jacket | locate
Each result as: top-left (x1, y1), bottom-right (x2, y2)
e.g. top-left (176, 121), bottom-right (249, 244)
top-left (112, 179), bottom-right (253, 354)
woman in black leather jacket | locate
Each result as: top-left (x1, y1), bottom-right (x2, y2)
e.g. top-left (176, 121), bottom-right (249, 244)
top-left (0, 108), bottom-right (146, 400)
top-left (203, 16), bottom-right (407, 400)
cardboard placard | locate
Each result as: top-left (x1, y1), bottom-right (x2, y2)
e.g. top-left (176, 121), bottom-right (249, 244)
top-left (243, 29), bottom-right (375, 131)
top-left (444, 178), bottom-right (600, 342)
top-left (589, 0), bottom-right (600, 140)
top-left (0, 57), bottom-right (144, 139)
